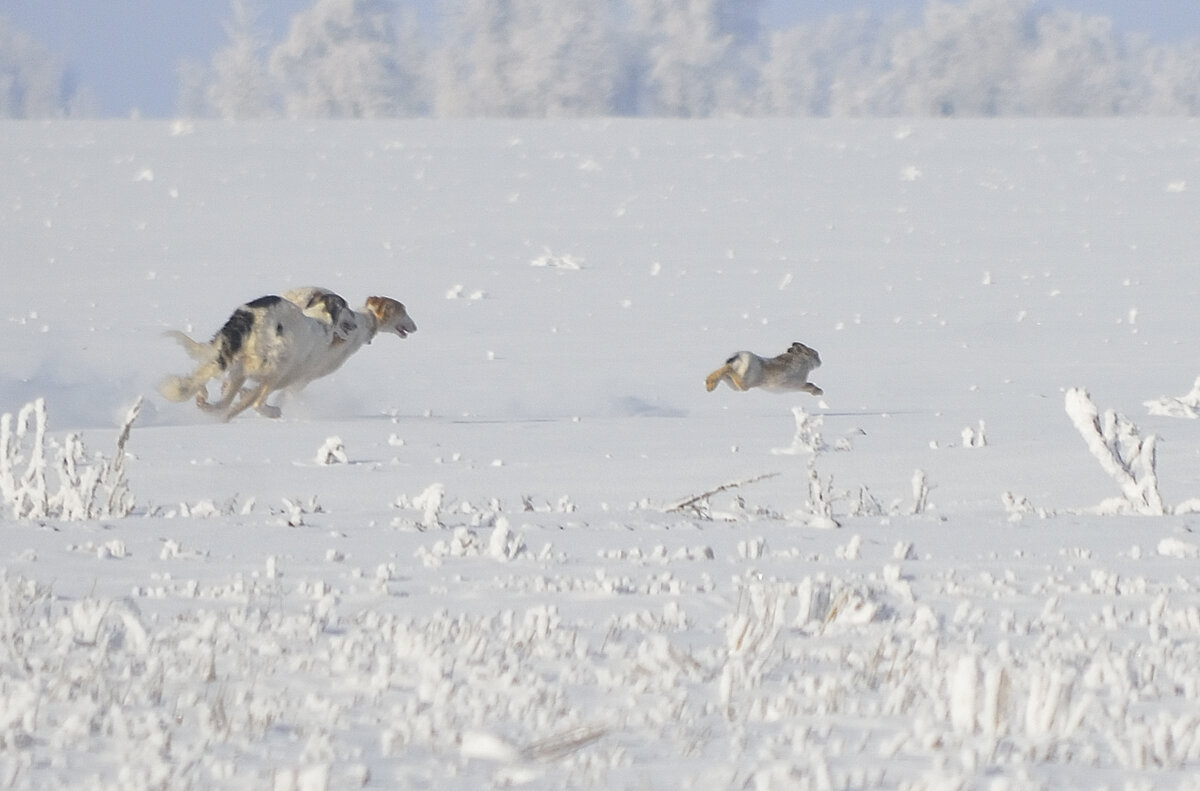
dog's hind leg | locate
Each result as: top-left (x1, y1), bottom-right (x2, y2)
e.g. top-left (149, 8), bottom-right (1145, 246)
top-left (198, 367), bottom-right (247, 414)
top-left (223, 383), bottom-right (268, 421)
top-left (224, 380), bottom-right (283, 421)
top-left (254, 395), bottom-right (283, 419)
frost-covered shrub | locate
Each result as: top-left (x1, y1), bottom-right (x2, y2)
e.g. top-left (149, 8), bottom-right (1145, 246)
top-left (1065, 388), bottom-right (1164, 515)
top-left (1002, 491), bottom-right (1052, 521)
top-left (276, 496), bottom-right (321, 527)
top-left (910, 469), bottom-right (933, 515)
top-left (0, 397), bottom-right (141, 521)
top-left (802, 460), bottom-right (840, 529)
top-left (529, 248), bottom-right (584, 270)
top-left (772, 407), bottom-right (841, 527)
top-left (850, 485), bottom-right (885, 517)
top-left (961, 420), bottom-right (988, 448)
top-left (412, 483), bottom-right (446, 529)
top-left (666, 473), bottom-right (779, 520)
top-left (488, 517), bottom-right (526, 561)
top-left (772, 405), bottom-right (827, 456)
top-left (1145, 376), bottom-right (1200, 419)
top-left (314, 435), bottom-right (348, 465)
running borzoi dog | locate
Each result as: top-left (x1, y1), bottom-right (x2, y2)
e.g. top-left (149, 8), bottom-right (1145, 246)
top-left (705, 341), bottom-right (823, 395)
top-left (159, 291), bottom-right (357, 421)
top-left (160, 288), bottom-right (416, 421)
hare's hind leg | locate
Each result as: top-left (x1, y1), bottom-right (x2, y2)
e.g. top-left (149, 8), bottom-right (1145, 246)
top-left (705, 365), bottom-right (729, 391)
top-left (802, 382), bottom-right (823, 396)
top-left (706, 364), bottom-right (747, 392)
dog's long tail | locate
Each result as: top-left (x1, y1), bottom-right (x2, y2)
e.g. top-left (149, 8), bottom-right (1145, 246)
top-left (163, 329), bottom-right (215, 362)
top-left (159, 361), bottom-right (226, 402)
top-left (160, 330), bottom-right (220, 402)
top-left (159, 373), bottom-right (203, 402)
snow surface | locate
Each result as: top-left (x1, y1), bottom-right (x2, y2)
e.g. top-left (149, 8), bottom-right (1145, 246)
top-left (3, 118), bottom-right (1200, 789)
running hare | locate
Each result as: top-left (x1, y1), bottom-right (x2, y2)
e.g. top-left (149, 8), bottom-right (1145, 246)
top-left (705, 341), bottom-right (823, 395)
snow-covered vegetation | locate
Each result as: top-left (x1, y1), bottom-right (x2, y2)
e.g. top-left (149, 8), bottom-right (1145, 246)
top-left (3, 118), bottom-right (1200, 788)
top-left (1, 398), bottom-right (141, 521)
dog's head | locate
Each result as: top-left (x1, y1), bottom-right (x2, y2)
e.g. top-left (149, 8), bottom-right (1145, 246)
top-left (366, 296), bottom-right (417, 338)
top-left (305, 291), bottom-right (358, 341)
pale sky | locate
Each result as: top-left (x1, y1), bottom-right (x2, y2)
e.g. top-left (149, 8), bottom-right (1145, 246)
top-left (1, 0), bottom-right (1197, 118)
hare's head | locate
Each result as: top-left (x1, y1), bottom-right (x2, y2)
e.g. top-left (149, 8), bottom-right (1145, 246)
top-left (787, 342), bottom-right (820, 366)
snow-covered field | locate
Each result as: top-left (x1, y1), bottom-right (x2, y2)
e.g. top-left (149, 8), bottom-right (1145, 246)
top-left (3, 118), bottom-right (1200, 789)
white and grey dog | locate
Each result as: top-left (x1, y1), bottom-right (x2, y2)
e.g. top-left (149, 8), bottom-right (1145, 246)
top-left (159, 291), bottom-right (357, 421)
top-left (705, 341), bottom-right (823, 395)
top-left (160, 287), bottom-right (416, 421)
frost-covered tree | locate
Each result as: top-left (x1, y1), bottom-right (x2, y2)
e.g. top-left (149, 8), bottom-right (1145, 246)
top-left (203, 0), bottom-right (279, 119)
top-left (0, 16), bottom-right (94, 118)
top-left (626, 0), bottom-right (765, 117)
top-left (859, 0), bottom-right (1033, 117)
top-left (434, 0), bottom-right (626, 117)
top-left (775, 0), bottom-right (1164, 118)
top-left (172, 0), bottom-right (1200, 119)
top-left (1141, 40), bottom-right (1200, 115)
top-left (270, 0), bottom-right (425, 118)
top-left (432, 0), bottom-right (510, 116)
top-left (1016, 10), bottom-right (1137, 116)
top-left (757, 12), bottom-right (897, 116)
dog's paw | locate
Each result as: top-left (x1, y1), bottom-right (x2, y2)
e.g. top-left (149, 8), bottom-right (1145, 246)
top-left (256, 404), bottom-right (282, 419)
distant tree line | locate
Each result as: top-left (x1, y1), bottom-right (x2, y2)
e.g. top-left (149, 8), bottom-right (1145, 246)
top-left (183, 0), bottom-right (1200, 119)
top-left (0, 17), bottom-right (96, 118)
top-left (4, 0), bottom-right (1200, 119)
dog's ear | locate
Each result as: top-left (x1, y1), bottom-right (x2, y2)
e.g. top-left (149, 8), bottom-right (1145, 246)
top-left (367, 296), bottom-right (395, 316)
